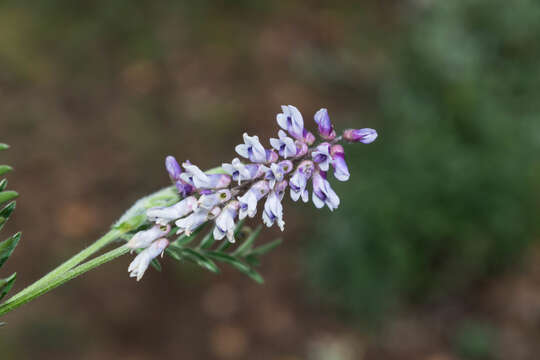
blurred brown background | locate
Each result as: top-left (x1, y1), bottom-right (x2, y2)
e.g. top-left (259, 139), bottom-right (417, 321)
top-left (1, 1), bottom-right (540, 359)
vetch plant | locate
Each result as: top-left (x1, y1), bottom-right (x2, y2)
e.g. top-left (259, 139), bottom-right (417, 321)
top-left (0, 106), bottom-right (377, 321)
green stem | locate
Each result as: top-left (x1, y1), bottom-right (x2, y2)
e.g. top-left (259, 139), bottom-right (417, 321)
top-left (6, 229), bottom-right (123, 303)
top-left (0, 245), bottom-right (129, 316)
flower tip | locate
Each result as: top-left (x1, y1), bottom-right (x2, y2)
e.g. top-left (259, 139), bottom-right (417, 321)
top-left (343, 128), bottom-right (378, 144)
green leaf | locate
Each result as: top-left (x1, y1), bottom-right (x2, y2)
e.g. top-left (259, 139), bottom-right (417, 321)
top-left (0, 166), bottom-right (13, 177)
top-left (0, 179), bottom-right (7, 192)
top-left (0, 273), bottom-right (16, 301)
top-left (204, 251), bottom-right (264, 283)
top-left (178, 248), bottom-right (220, 273)
top-left (0, 202), bottom-right (16, 232)
top-left (0, 143), bottom-right (10, 151)
top-left (233, 225), bottom-right (262, 256)
top-left (198, 231), bottom-right (215, 250)
top-left (150, 258), bottom-right (162, 272)
top-left (246, 238), bottom-right (282, 257)
top-left (0, 191), bottom-right (18, 205)
top-left (0, 232), bottom-right (21, 269)
top-left (245, 254), bottom-right (261, 267)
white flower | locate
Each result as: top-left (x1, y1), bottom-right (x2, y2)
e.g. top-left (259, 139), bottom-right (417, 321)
top-left (270, 130), bottom-right (297, 158)
top-left (126, 224), bottom-right (171, 251)
top-left (128, 238), bottom-right (169, 281)
top-left (312, 170), bottom-right (340, 211)
top-left (213, 201), bottom-right (240, 243)
top-left (235, 133), bottom-right (267, 163)
top-left (289, 160), bottom-right (314, 203)
top-left (312, 142), bottom-right (332, 171)
top-left (175, 207), bottom-right (221, 235)
top-left (198, 189), bottom-right (231, 211)
top-left (262, 187), bottom-right (285, 231)
top-left (222, 158), bottom-right (262, 185)
top-left (238, 180), bottom-right (270, 219)
top-left (181, 162), bottom-right (231, 189)
top-left (276, 105), bottom-right (304, 140)
top-left (146, 196), bottom-right (198, 225)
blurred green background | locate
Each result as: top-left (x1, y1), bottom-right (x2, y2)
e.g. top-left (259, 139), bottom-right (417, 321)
top-left (1, 0), bottom-right (539, 359)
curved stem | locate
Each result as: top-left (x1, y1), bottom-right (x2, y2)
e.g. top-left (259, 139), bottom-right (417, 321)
top-left (0, 245), bottom-right (129, 316)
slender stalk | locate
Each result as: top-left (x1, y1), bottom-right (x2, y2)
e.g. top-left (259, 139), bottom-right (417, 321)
top-left (0, 245), bottom-right (129, 316)
top-left (6, 229), bottom-right (123, 303)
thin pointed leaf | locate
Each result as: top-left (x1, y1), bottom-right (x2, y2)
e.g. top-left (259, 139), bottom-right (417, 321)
top-left (0, 143), bottom-right (9, 151)
top-left (246, 238), bottom-right (282, 257)
top-left (0, 191), bottom-right (18, 205)
top-left (0, 273), bottom-right (16, 301)
top-left (180, 248), bottom-right (219, 273)
top-left (233, 225), bottom-right (262, 256)
top-left (150, 258), bottom-right (162, 272)
top-left (0, 166), bottom-right (13, 176)
top-left (204, 251), bottom-right (264, 283)
top-left (0, 232), bottom-right (21, 269)
top-left (198, 231), bottom-right (215, 250)
top-left (0, 179), bottom-right (7, 192)
top-left (245, 254), bottom-right (261, 267)
top-left (0, 202), bottom-right (16, 232)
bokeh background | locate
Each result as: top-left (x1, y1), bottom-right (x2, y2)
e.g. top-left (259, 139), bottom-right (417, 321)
top-left (1, 0), bottom-right (540, 359)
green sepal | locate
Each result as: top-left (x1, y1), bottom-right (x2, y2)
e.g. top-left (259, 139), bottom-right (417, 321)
top-left (0, 232), bottom-right (21, 269)
top-left (0, 144), bottom-right (9, 151)
top-left (0, 273), bottom-right (16, 301)
top-left (0, 166), bottom-right (13, 177)
top-left (246, 238), bottom-right (282, 257)
top-left (0, 179), bottom-right (7, 192)
top-left (0, 191), bottom-right (18, 206)
top-left (204, 251), bottom-right (264, 284)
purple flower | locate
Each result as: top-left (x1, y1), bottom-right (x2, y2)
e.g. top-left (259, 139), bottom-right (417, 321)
top-left (128, 238), bottom-right (169, 281)
top-left (235, 133), bottom-right (268, 163)
top-left (289, 160), bottom-right (314, 203)
top-left (312, 170), bottom-right (340, 211)
top-left (165, 156), bottom-right (194, 196)
top-left (312, 142), bottom-right (332, 171)
top-left (314, 108), bottom-right (336, 140)
top-left (213, 200), bottom-right (240, 243)
top-left (295, 141), bottom-right (308, 158)
top-left (181, 162), bottom-right (231, 189)
top-left (266, 149), bottom-right (279, 163)
top-left (262, 181), bottom-right (287, 231)
top-left (165, 156), bottom-right (182, 181)
top-left (343, 128), bottom-right (378, 144)
top-left (276, 105), bottom-right (305, 140)
top-left (238, 180), bottom-right (270, 219)
top-left (330, 145), bottom-right (350, 182)
top-left (126, 224), bottom-right (171, 251)
top-left (270, 130), bottom-right (296, 159)
top-left (222, 158), bottom-right (263, 185)
top-left (147, 196), bottom-right (198, 225)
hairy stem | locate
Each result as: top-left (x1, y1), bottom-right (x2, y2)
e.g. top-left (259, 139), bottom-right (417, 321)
top-left (0, 245), bottom-right (129, 316)
top-left (6, 229), bottom-right (123, 303)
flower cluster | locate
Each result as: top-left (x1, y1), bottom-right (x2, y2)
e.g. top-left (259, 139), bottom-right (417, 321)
top-left (126, 105), bottom-right (378, 280)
